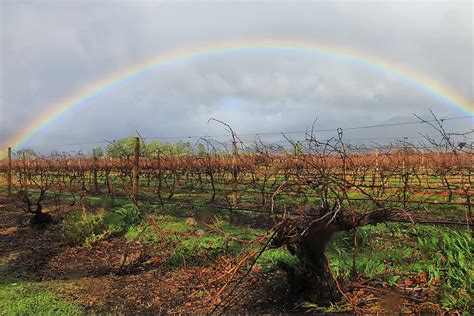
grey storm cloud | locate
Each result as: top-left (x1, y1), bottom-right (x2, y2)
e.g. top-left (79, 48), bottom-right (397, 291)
top-left (0, 0), bottom-right (472, 152)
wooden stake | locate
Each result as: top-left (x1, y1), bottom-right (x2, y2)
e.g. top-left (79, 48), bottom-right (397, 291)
top-left (7, 147), bottom-right (12, 196)
top-left (231, 141), bottom-right (238, 207)
top-left (132, 137), bottom-right (140, 201)
top-left (92, 149), bottom-right (99, 193)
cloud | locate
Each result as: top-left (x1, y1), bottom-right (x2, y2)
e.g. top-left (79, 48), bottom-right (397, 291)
top-left (0, 1), bottom-right (472, 152)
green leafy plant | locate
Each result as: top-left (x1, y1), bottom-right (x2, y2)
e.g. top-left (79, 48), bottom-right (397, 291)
top-left (410, 225), bottom-right (473, 311)
top-left (125, 225), bottom-right (146, 242)
top-left (113, 205), bottom-right (142, 227)
top-left (61, 210), bottom-right (105, 245)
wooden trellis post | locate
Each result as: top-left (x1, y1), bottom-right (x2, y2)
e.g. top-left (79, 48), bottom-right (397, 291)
top-left (132, 137), bottom-right (140, 201)
top-left (7, 147), bottom-right (12, 196)
top-left (92, 148), bottom-right (99, 193)
top-left (231, 141), bottom-right (238, 207)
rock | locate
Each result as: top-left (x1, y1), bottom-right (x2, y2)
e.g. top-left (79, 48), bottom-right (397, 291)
top-left (195, 229), bottom-right (205, 237)
top-left (185, 217), bottom-right (197, 226)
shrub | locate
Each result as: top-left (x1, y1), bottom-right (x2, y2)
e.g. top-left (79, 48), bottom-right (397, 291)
top-left (113, 206), bottom-right (142, 228)
top-left (61, 210), bottom-right (105, 245)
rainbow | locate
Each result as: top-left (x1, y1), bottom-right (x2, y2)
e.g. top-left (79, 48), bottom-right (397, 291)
top-left (3, 39), bottom-right (474, 150)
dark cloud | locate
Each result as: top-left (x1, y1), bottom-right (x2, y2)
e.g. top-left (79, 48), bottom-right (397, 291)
top-left (1, 1), bottom-right (472, 152)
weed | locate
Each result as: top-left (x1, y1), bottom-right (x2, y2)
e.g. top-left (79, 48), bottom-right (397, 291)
top-left (61, 209), bottom-right (105, 245)
top-left (125, 225), bottom-right (146, 242)
top-left (327, 223), bottom-right (473, 312)
top-left (411, 226), bottom-right (473, 311)
top-left (169, 235), bottom-right (228, 267)
top-left (114, 205), bottom-right (142, 227)
top-left (257, 249), bottom-right (300, 269)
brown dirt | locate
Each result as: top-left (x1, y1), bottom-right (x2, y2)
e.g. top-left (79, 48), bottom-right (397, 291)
top-left (0, 194), bottom-right (445, 314)
top-left (0, 194), bottom-right (292, 313)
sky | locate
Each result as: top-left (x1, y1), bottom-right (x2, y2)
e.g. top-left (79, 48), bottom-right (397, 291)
top-left (0, 0), bottom-right (473, 153)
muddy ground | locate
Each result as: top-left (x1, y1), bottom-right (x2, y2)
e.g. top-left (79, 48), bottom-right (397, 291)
top-left (0, 195), bottom-right (442, 314)
top-left (0, 195), bottom-right (297, 314)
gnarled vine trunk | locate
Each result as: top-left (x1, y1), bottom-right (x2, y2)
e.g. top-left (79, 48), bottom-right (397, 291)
top-left (275, 219), bottom-right (340, 304)
top-left (273, 208), bottom-right (399, 305)
top-left (20, 189), bottom-right (53, 226)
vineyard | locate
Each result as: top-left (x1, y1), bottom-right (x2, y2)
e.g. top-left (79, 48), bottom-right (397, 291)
top-left (4, 0), bottom-right (474, 313)
top-left (0, 121), bottom-right (473, 314)
top-left (2, 146), bottom-right (473, 222)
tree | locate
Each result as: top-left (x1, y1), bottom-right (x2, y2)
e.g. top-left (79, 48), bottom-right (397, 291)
top-left (172, 141), bottom-right (193, 156)
top-left (105, 137), bottom-right (195, 157)
top-left (15, 148), bottom-right (38, 159)
top-left (92, 147), bottom-right (104, 158)
top-left (196, 143), bottom-right (207, 156)
top-left (106, 137), bottom-right (145, 157)
top-left (144, 140), bottom-right (171, 157)
top-left (294, 141), bottom-right (303, 156)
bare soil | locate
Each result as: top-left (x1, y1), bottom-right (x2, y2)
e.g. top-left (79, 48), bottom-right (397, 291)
top-left (0, 195), bottom-right (443, 314)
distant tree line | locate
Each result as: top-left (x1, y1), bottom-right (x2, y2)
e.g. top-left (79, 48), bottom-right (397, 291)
top-left (10, 137), bottom-right (209, 159)
top-left (101, 136), bottom-right (202, 158)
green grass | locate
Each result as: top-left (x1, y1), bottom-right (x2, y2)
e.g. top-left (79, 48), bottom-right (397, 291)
top-left (168, 235), bottom-right (230, 267)
top-left (121, 214), bottom-right (268, 268)
top-left (326, 223), bottom-right (473, 312)
top-left (120, 212), bottom-right (297, 270)
top-left (59, 202), bottom-right (473, 311)
top-left (61, 203), bottom-right (146, 246)
top-left (156, 216), bottom-right (470, 311)
top-left (125, 215), bottom-right (193, 244)
top-left (156, 215), bottom-right (195, 234)
top-left (12, 186), bottom-right (471, 312)
top-left (257, 248), bottom-right (300, 269)
top-left (0, 263), bottom-right (83, 316)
